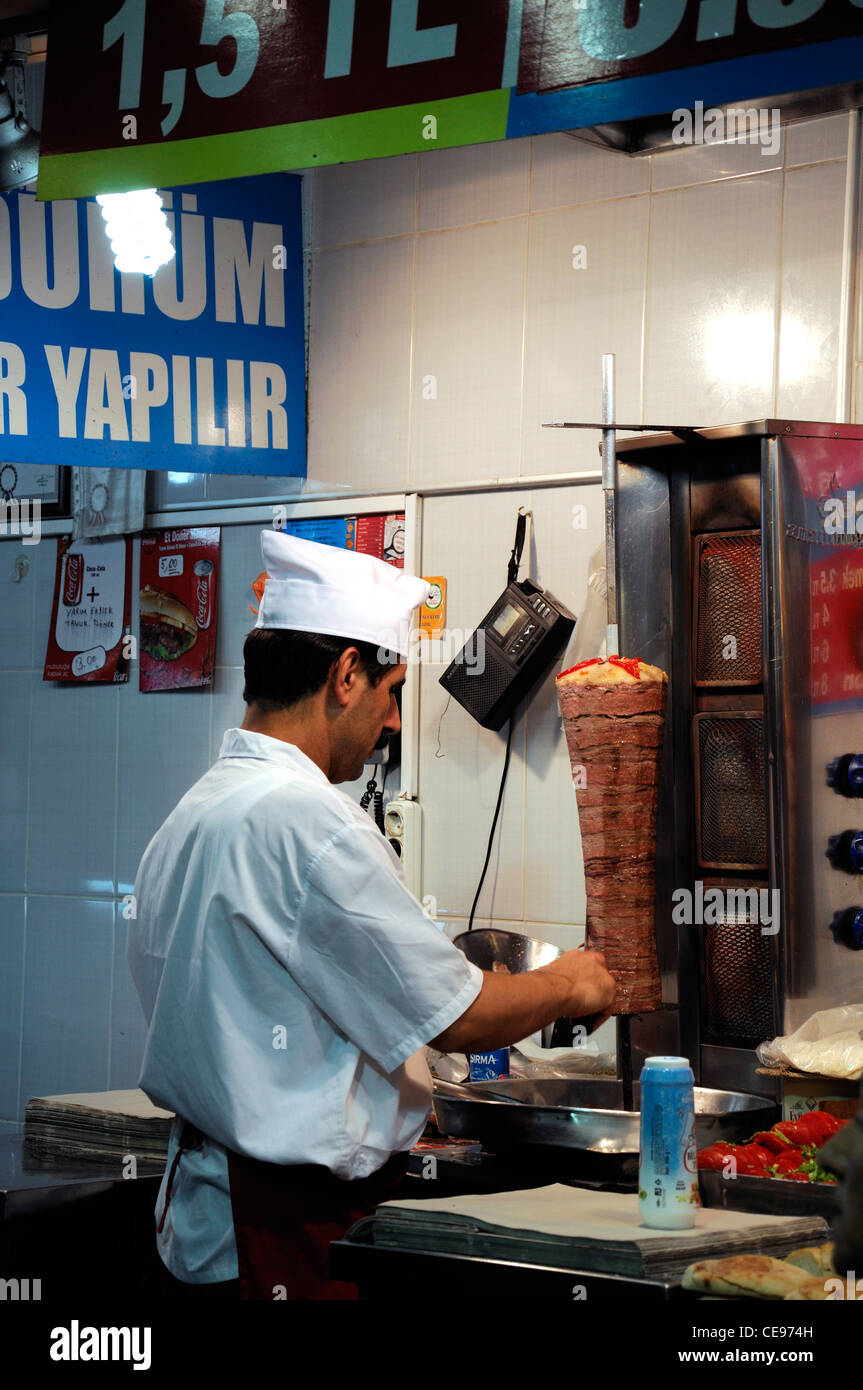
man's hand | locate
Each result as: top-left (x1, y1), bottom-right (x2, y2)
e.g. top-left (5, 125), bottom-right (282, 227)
top-left (429, 948), bottom-right (617, 1055)
top-left (536, 949), bottom-right (617, 1028)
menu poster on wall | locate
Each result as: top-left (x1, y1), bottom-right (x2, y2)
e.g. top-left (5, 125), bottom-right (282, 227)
top-left (139, 527), bottom-right (220, 692)
top-left (353, 514), bottom-right (406, 568)
top-left (272, 513), bottom-right (407, 566)
top-left (43, 536), bottom-right (132, 683)
top-left (275, 517), bottom-right (353, 549)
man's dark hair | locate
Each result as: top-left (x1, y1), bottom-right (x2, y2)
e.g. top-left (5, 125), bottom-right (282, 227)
top-left (243, 628), bottom-right (396, 709)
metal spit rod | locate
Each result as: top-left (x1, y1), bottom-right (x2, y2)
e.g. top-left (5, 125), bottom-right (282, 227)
top-left (599, 354), bottom-right (634, 1113)
top-left (601, 353), bottom-right (619, 659)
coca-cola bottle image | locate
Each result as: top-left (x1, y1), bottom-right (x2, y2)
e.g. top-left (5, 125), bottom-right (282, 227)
top-left (63, 551), bottom-right (84, 606)
top-left (193, 559), bottom-right (214, 631)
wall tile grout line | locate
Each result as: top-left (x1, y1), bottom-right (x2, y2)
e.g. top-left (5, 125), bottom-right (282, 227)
top-left (406, 155), bottom-right (420, 490)
top-left (106, 681), bottom-right (123, 1093)
top-left (518, 143), bottom-right (533, 481)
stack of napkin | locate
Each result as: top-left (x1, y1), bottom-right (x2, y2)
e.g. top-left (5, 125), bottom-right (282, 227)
top-left (373, 1185), bottom-right (829, 1280)
top-left (24, 1089), bottom-right (173, 1172)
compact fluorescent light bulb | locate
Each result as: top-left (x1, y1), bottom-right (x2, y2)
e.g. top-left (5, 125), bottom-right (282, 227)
top-left (96, 189), bottom-right (175, 276)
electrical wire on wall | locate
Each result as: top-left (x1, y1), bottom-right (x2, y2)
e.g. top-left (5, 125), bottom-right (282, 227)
top-left (467, 715), bottom-right (515, 931)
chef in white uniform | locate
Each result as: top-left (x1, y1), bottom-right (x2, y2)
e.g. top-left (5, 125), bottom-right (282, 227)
top-left (128, 529), bottom-right (616, 1300)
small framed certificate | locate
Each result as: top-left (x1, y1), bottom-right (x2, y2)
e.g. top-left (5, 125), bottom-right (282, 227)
top-left (0, 461), bottom-right (70, 517)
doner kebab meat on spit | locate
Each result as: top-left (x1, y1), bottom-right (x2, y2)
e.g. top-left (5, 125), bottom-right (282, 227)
top-left (555, 656), bottom-right (668, 1015)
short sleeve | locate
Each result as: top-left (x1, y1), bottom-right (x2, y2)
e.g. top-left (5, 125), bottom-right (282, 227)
top-left (287, 822), bottom-right (483, 1073)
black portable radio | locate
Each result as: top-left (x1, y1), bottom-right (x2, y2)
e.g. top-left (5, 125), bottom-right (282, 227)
top-left (439, 515), bottom-right (576, 730)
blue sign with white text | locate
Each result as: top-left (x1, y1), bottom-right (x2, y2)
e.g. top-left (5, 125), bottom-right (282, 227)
top-left (0, 172), bottom-right (306, 477)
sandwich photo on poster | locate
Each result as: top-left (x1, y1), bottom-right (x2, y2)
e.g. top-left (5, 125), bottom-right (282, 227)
top-left (43, 536), bottom-right (132, 683)
top-left (139, 528), bottom-right (220, 692)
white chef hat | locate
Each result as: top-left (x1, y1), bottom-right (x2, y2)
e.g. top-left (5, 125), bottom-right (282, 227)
top-left (255, 529), bottom-right (431, 659)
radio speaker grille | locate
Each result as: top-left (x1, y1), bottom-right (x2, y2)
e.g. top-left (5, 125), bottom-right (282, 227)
top-left (440, 646), bottom-right (510, 725)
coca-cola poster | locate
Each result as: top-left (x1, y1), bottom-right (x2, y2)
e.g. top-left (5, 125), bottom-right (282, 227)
top-left (139, 527), bottom-right (220, 692)
top-left (43, 536), bottom-right (132, 683)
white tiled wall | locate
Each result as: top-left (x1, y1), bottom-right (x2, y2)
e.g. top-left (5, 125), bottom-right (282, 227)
top-left (0, 524), bottom-right (379, 1121)
top-left (418, 485), bottom-right (603, 930)
top-left (307, 113), bottom-right (848, 943)
top-left (0, 114), bottom-right (854, 1119)
top-left (306, 115), bottom-right (849, 494)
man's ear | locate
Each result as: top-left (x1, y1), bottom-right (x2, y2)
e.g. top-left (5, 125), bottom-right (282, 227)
top-left (330, 646), bottom-right (362, 706)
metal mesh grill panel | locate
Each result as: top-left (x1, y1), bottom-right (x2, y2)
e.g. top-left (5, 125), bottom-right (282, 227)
top-left (695, 531), bottom-right (762, 685)
top-left (702, 880), bottom-right (776, 1046)
top-left (696, 714), bottom-right (767, 868)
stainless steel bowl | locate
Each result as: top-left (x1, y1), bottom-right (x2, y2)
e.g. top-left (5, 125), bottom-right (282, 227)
top-left (453, 929), bottom-right (565, 1048)
top-left (432, 1077), bottom-right (777, 1159)
top-left (452, 928), bottom-right (564, 974)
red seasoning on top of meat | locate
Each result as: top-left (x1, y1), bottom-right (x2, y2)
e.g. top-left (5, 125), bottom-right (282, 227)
top-left (555, 657), bottom-right (668, 1015)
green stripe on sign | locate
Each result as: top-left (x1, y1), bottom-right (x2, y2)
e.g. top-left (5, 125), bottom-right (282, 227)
top-left (37, 90), bottom-right (511, 200)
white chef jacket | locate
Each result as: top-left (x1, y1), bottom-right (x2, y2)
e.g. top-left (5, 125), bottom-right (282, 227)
top-left (128, 727), bottom-right (483, 1283)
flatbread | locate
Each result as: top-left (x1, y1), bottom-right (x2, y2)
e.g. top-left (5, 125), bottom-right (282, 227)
top-left (784, 1243), bottom-right (834, 1277)
top-left (682, 1255), bottom-right (814, 1299)
top-left (784, 1278), bottom-right (836, 1301)
top-left (785, 1277), bottom-right (837, 1301)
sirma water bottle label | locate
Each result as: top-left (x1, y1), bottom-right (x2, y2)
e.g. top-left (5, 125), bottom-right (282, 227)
top-left (469, 1049), bottom-right (510, 1080)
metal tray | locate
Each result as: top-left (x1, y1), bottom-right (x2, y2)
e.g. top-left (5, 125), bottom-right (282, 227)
top-left (432, 1077), bottom-right (777, 1161)
top-left (698, 1169), bottom-right (841, 1218)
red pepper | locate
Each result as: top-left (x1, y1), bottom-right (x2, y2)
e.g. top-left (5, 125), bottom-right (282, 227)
top-left (767, 1148), bottom-right (806, 1174)
top-left (730, 1144), bottom-right (773, 1176)
top-left (750, 1129), bottom-right (794, 1153)
top-left (698, 1113), bottom-right (850, 1183)
top-left (697, 1142), bottom-right (772, 1175)
top-left (558, 658), bottom-right (603, 679)
top-left (697, 1143), bottom-right (738, 1171)
top-left (607, 655), bottom-right (643, 678)
top-left (773, 1113), bottom-right (846, 1148)
top-left (557, 655), bottom-right (644, 680)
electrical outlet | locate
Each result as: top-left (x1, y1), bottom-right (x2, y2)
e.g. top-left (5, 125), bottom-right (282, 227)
top-left (384, 797), bottom-right (422, 897)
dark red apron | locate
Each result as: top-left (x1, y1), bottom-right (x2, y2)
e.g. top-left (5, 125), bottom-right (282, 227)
top-left (159, 1122), bottom-right (410, 1301)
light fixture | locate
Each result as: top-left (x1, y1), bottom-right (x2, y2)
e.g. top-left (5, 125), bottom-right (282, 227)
top-left (0, 63), bottom-right (39, 190)
top-left (96, 189), bottom-right (176, 276)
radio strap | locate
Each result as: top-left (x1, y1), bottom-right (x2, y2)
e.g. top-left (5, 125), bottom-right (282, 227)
top-left (507, 509), bottom-right (527, 586)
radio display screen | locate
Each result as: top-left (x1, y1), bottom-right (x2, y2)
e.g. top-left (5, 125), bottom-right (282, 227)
top-left (492, 601), bottom-right (520, 641)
